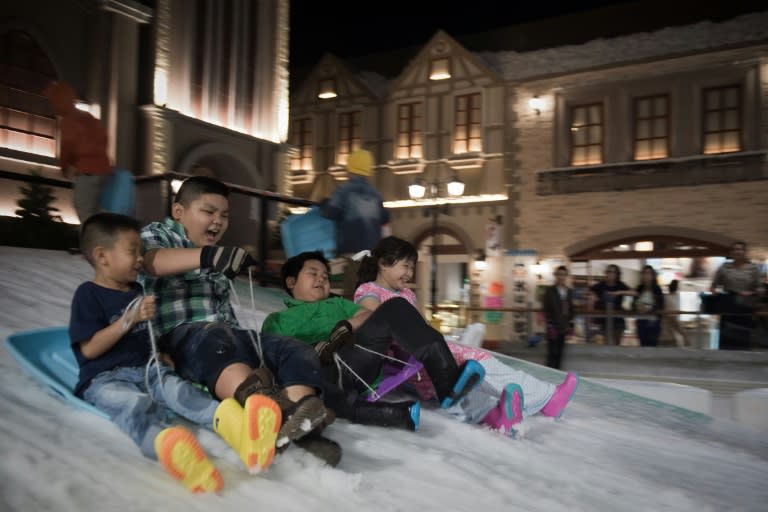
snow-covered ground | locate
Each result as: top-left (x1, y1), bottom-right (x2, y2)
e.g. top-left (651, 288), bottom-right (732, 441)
top-left (1, 246), bottom-right (766, 512)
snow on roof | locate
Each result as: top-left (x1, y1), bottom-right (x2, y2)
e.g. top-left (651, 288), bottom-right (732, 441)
top-left (476, 11), bottom-right (768, 81)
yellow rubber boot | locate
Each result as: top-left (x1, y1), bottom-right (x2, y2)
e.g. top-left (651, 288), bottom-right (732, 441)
top-left (154, 426), bottom-right (223, 494)
top-left (213, 398), bottom-right (244, 454)
top-left (214, 396), bottom-right (282, 474)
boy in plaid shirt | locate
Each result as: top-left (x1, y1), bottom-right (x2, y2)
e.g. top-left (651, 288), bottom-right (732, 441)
top-left (140, 176), bottom-right (339, 467)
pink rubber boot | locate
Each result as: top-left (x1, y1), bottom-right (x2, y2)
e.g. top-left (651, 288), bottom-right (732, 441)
top-left (480, 383), bottom-right (524, 435)
top-left (541, 372), bottom-right (579, 419)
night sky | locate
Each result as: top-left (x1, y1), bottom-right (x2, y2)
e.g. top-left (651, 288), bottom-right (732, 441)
top-left (289, 0), bottom-right (765, 70)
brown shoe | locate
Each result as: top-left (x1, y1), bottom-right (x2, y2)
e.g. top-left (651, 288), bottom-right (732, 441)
top-left (293, 430), bottom-right (342, 467)
top-left (234, 368), bottom-right (327, 447)
top-left (276, 395), bottom-right (327, 448)
top-left (233, 367), bottom-right (278, 407)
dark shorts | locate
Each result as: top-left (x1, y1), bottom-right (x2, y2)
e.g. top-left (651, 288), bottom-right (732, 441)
top-left (162, 321), bottom-right (324, 397)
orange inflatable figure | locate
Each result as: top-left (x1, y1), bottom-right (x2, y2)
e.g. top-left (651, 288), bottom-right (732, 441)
top-left (44, 81), bottom-right (113, 224)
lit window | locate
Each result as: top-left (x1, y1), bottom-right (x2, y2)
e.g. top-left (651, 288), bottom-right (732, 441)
top-left (0, 30), bottom-right (57, 157)
top-left (289, 118), bottom-right (313, 172)
top-left (429, 58), bottom-right (451, 80)
top-left (396, 103), bottom-right (423, 159)
top-left (634, 95), bottom-right (669, 160)
top-left (337, 111), bottom-right (361, 165)
top-left (453, 93), bottom-right (481, 154)
top-left (570, 103), bottom-right (603, 165)
top-left (702, 85), bottom-right (741, 154)
top-left (318, 79), bottom-right (337, 99)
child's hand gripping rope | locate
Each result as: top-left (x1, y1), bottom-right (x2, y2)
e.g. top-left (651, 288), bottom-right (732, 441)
top-left (315, 320), bottom-right (354, 365)
top-left (120, 295), bottom-right (157, 333)
top-left (200, 246), bottom-right (258, 279)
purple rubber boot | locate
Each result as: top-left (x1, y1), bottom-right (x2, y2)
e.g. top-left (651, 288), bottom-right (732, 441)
top-left (480, 383), bottom-right (524, 435)
top-left (541, 372), bottom-right (579, 419)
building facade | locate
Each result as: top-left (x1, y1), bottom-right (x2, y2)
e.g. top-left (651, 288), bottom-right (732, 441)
top-left (289, 11), bottom-right (768, 332)
top-left (0, 0), bottom-right (290, 248)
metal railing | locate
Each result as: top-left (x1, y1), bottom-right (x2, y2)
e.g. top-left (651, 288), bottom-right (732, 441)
top-left (436, 302), bottom-right (768, 349)
top-left (1, 169), bottom-right (317, 285)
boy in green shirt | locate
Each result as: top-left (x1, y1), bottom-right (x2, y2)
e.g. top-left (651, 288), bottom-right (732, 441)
top-left (262, 251), bottom-right (485, 429)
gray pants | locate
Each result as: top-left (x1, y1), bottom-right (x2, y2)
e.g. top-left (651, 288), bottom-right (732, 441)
top-left (73, 174), bottom-right (108, 224)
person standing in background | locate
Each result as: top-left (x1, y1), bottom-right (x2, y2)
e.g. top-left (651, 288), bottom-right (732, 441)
top-left (44, 80), bottom-right (113, 224)
top-left (633, 265), bottom-right (665, 347)
top-left (542, 266), bottom-right (574, 369)
top-left (661, 280), bottom-right (689, 347)
top-left (590, 264), bottom-right (632, 345)
top-left (710, 241), bottom-right (762, 350)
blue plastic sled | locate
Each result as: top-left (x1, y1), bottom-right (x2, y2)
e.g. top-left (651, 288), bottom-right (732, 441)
top-left (280, 207), bottom-right (336, 259)
top-left (99, 168), bottom-right (135, 216)
top-left (5, 327), bottom-right (107, 418)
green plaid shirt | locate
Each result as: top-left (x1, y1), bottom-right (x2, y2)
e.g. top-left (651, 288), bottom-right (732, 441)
top-left (139, 217), bottom-right (239, 336)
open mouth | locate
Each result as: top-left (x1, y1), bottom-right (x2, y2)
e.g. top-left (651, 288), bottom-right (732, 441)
top-left (204, 228), bottom-right (219, 243)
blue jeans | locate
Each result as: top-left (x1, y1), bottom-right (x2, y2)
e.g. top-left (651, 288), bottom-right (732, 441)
top-left (636, 318), bottom-right (661, 347)
top-left (83, 364), bottom-right (219, 460)
top-left (163, 322), bottom-right (324, 399)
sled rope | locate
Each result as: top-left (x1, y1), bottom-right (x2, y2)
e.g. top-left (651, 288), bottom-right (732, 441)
top-left (118, 295), bottom-right (166, 402)
top-left (248, 267), bottom-right (256, 311)
top-left (145, 316), bottom-right (166, 401)
top-left (228, 279), bottom-right (241, 307)
top-left (332, 352), bottom-right (380, 398)
top-left (353, 344), bottom-right (423, 380)
top-left (226, 270), bottom-right (266, 368)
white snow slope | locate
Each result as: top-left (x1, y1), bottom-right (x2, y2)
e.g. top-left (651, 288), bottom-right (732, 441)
top-left (0, 247), bottom-right (766, 512)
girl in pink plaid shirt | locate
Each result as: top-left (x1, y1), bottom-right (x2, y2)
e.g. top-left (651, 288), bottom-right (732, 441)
top-left (354, 237), bottom-right (578, 436)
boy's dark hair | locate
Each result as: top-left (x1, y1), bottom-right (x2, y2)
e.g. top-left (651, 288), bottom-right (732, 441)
top-left (555, 265), bottom-right (568, 274)
top-left (281, 251), bottom-right (330, 296)
top-left (80, 213), bottom-right (141, 266)
top-left (668, 279), bottom-right (679, 293)
top-left (174, 176), bottom-right (230, 206)
top-left (357, 236), bottom-right (418, 286)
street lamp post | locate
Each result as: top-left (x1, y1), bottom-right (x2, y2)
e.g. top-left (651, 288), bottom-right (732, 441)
top-left (408, 175), bottom-right (465, 318)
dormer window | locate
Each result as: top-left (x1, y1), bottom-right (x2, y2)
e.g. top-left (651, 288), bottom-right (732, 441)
top-left (318, 79), bottom-right (337, 99)
top-left (429, 58), bottom-right (451, 81)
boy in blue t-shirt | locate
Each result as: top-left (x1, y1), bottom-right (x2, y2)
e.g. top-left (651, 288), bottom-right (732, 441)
top-left (70, 213), bottom-right (283, 493)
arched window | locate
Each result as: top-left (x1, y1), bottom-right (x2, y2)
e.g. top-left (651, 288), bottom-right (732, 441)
top-left (0, 30), bottom-right (57, 156)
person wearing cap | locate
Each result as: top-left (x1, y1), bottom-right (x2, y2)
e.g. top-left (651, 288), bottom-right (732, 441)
top-left (44, 80), bottom-right (113, 224)
top-left (319, 149), bottom-right (390, 255)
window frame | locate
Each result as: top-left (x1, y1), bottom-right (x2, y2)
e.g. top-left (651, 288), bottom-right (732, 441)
top-left (289, 117), bottom-right (313, 172)
top-left (701, 84), bottom-right (742, 155)
top-left (336, 110), bottom-right (361, 166)
top-left (453, 92), bottom-right (482, 154)
top-left (569, 102), bottom-right (604, 166)
top-left (396, 101), bottom-right (423, 160)
top-left (632, 94), bottom-right (670, 161)
top-left (0, 30), bottom-right (57, 157)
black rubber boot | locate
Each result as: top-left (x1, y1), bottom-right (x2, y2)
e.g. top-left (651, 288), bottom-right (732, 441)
top-left (349, 400), bottom-right (420, 431)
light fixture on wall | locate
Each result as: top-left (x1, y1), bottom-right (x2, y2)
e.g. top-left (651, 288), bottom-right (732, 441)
top-left (429, 58), bottom-right (451, 80)
top-left (529, 95), bottom-right (544, 116)
top-left (318, 79), bottom-right (337, 99)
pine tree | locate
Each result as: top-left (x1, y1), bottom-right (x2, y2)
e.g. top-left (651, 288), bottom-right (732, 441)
top-left (15, 170), bottom-right (62, 223)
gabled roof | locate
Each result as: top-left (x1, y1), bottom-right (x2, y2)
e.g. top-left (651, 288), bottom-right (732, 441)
top-left (385, 30), bottom-right (502, 94)
top-left (290, 53), bottom-right (380, 106)
top-left (290, 7), bottom-right (767, 101)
